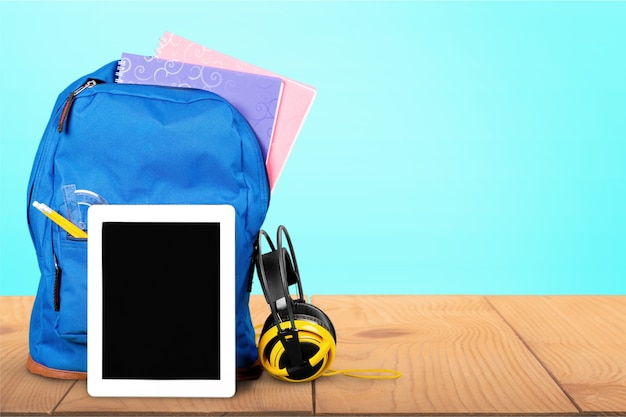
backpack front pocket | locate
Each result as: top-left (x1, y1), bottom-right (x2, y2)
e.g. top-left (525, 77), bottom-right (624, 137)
top-left (52, 228), bottom-right (88, 344)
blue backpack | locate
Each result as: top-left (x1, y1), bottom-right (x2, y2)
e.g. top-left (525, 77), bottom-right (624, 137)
top-left (26, 61), bottom-right (270, 380)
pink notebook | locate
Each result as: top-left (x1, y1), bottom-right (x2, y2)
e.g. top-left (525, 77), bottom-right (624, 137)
top-left (156, 32), bottom-right (317, 192)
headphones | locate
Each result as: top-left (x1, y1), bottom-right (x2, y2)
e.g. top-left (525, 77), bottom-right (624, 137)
top-left (255, 225), bottom-right (337, 382)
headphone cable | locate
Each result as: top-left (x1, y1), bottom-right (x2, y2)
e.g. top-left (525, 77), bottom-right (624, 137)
top-left (255, 324), bottom-right (401, 380)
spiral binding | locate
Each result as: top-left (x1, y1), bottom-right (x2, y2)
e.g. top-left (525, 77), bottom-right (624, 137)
top-left (114, 57), bottom-right (129, 83)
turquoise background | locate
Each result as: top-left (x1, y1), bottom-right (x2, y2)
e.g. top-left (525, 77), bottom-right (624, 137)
top-left (1, 1), bottom-right (624, 296)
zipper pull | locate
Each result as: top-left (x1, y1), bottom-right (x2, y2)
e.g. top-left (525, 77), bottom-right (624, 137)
top-left (57, 79), bottom-right (99, 133)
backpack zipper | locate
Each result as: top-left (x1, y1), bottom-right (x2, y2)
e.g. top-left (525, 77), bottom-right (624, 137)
top-left (57, 79), bottom-right (100, 133)
top-left (53, 253), bottom-right (62, 311)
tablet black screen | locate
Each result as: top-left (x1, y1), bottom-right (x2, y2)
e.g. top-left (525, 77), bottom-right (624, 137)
top-left (101, 222), bottom-right (220, 380)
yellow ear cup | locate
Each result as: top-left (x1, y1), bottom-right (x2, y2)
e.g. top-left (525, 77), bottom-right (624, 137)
top-left (258, 319), bottom-right (336, 382)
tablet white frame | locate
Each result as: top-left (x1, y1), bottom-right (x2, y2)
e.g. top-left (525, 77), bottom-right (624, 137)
top-left (87, 204), bottom-right (236, 398)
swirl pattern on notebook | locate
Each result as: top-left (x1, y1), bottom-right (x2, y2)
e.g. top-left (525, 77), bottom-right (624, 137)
top-left (116, 53), bottom-right (284, 161)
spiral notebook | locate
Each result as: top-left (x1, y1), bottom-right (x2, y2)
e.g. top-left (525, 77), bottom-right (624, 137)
top-left (115, 53), bottom-right (284, 161)
top-left (156, 32), bottom-right (317, 191)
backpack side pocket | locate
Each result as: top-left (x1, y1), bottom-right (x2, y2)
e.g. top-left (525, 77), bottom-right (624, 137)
top-left (52, 222), bottom-right (88, 344)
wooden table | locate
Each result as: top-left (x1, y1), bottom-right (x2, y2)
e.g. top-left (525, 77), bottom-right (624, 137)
top-left (1, 295), bottom-right (625, 416)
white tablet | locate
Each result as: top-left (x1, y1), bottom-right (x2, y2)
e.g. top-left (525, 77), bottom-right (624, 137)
top-left (87, 204), bottom-right (236, 398)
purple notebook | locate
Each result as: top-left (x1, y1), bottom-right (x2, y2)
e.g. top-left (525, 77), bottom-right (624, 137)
top-left (116, 53), bottom-right (284, 161)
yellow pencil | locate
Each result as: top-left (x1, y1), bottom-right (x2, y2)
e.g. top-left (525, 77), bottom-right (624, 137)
top-left (32, 201), bottom-right (88, 239)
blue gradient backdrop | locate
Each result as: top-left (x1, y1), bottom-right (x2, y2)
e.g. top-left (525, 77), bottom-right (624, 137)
top-left (1, 1), bottom-right (625, 295)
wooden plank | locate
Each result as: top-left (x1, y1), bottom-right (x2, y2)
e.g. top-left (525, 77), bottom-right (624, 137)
top-left (54, 295), bottom-right (314, 415)
top-left (488, 295), bottom-right (626, 413)
top-left (311, 295), bottom-right (578, 415)
top-left (0, 296), bottom-right (76, 415)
